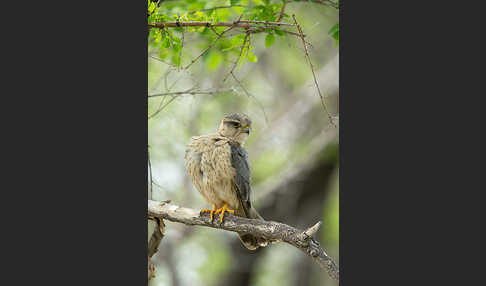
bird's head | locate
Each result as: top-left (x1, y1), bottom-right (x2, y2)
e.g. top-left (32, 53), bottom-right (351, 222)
top-left (217, 113), bottom-right (252, 145)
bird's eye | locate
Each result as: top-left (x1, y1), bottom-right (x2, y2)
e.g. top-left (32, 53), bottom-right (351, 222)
top-left (232, 122), bottom-right (241, 128)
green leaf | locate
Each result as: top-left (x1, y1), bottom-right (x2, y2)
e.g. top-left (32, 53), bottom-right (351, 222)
top-left (162, 37), bottom-right (171, 48)
top-left (172, 42), bottom-right (181, 53)
top-left (265, 33), bottom-right (275, 48)
top-left (246, 52), bottom-right (258, 63)
top-left (172, 54), bottom-right (181, 67)
top-left (328, 23), bottom-right (339, 46)
top-left (328, 23), bottom-right (339, 35)
top-left (274, 28), bottom-right (285, 36)
top-left (193, 11), bottom-right (206, 20)
top-left (207, 51), bottom-right (222, 71)
top-left (172, 37), bottom-right (182, 44)
top-left (332, 30), bottom-right (339, 41)
top-left (148, 1), bottom-right (156, 14)
top-left (230, 0), bottom-right (241, 5)
top-left (159, 49), bottom-right (169, 60)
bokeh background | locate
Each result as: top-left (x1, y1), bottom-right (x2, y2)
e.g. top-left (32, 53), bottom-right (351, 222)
top-left (148, 1), bottom-right (338, 285)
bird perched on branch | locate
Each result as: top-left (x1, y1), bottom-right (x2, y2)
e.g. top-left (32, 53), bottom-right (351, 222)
top-left (184, 113), bottom-right (267, 250)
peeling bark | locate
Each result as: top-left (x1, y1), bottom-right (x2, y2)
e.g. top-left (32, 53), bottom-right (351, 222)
top-left (148, 200), bottom-right (339, 281)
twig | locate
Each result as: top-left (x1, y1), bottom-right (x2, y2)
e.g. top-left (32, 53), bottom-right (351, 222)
top-left (230, 72), bottom-right (269, 124)
top-left (225, 27), bottom-right (312, 48)
top-left (148, 200), bottom-right (339, 281)
top-left (155, 0), bottom-right (164, 9)
top-left (222, 32), bottom-right (249, 83)
top-left (148, 88), bottom-right (234, 119)
top-left (151, 179), bottom-right (166, 191)
top-left (226, 26), bottom-right (303, 37)
top-left (167, 73), bottom-right (184, 92)
top-left (178, 28), bottom-right (185, 69)
top-left (188, 5), bottom-right (246, 14)
top-left (183, 15), bottom-right (244, 70)
top-left (148, 148), bottom-right (153, 200)
top-left (209, 26), bottom-right (222, 37)
top-left (292, 14), bottom-right (335, 127)
top-left (288, 0), bottom-right (338, 8)
top-left (148, 88), bottom-right (234, 98)
top-left (149, 55), bottom-right (177, 68)
top-left (148, 95), bottom-right (177, 119)
top-left (239, 20), bottom-right (295, 26)
top-left (278, 1), bottom-right (287, 22)
top-left (163, 69), bottom-right (171, 92)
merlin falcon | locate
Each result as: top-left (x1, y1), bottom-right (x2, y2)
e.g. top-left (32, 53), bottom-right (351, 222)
top-left (184, 113), bottom-right (266, 250)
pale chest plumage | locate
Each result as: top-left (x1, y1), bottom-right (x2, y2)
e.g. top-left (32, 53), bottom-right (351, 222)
top-left (184, 134), bottom-right (240, 210)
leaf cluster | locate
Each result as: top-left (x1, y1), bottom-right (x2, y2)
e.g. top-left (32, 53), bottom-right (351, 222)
top-left (147, 0), bottom-right (338, 70)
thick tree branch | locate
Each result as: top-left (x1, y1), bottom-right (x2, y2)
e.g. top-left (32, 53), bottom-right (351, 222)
top-left (148, 200), bottom-right (339, 281)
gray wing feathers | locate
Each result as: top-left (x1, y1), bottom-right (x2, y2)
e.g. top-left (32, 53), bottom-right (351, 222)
top-left (230, 144), bottom-right (267, 250)
top-left (230, 144), bottom-right (252, 217)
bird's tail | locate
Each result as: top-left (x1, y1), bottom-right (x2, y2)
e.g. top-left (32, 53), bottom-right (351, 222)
top-left (237, 207), bottom-right (269, 250)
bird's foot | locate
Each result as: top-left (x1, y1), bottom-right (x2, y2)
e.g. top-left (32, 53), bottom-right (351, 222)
top-left (214, 203), bottom-right (235, 223)
top-left (200, 204), bottom-right (217, 222)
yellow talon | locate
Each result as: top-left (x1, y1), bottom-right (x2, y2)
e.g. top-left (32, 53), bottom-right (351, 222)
top-left (214, 203), bottom-right (235, 223)
top-left (200, 204), bottom-right (217, 222)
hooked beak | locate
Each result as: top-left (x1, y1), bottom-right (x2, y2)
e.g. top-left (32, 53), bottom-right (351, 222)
top-left (243, 126), bottom-right (251, 134)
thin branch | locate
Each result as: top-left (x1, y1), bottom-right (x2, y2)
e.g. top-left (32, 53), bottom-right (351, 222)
top-left (230, 72), bottom-right (269, 124)
top-left (167, 73), bottom-right (184, 92)
top-left (148, 200), bottom-right (339, 281)
top-left (188, 5), bottom-right (246, 14)
top-left (148, 259), bottom-right (155, 281)
top-left (225, 26), bottom-right (302, 37)
top-left (292, 14), bottom-right (335, 127)
top-left (148, 88), bottom-right (234, 98)
top-left (152, 179), bottom-right (166, 191)
top-left (155, 0), bottom-right (164, 9)
top-left (163, 68), bottom-right (171, 92)
top-left (148, 20), bottom-right (295, 30)
top-left (148, 95), bottom-right (177, 119)
top-left (278, 1), bottom-right (287, 22)
top-left (149, 55), bottom-right (177, 68)
top-left (148, 148), bottom-right (153, 200)
top-left (239, 20), bottom-right (295, 26)
top-left (209, 26), bottom-right (222, 37)
top-left (183, 15), bottom-right (244, 70)
top-left (288, 0), bottom-right (338, 8)
top-left (148, 88), bottom-right (235, 119)
top-left (222, 32), bottom-right (249, 83)
top-left (178, 28), bottom-right (185, 70)
top-left (224, 27), bottom-right (312, 48)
